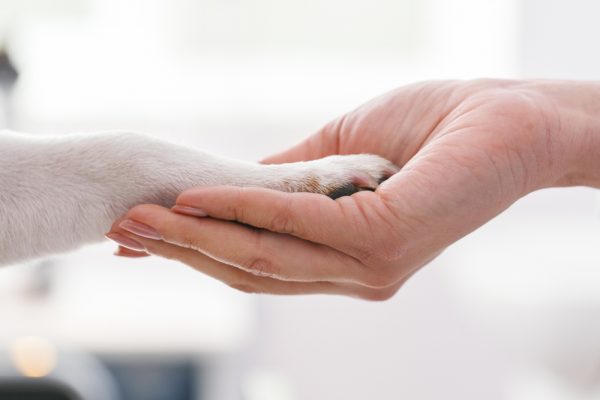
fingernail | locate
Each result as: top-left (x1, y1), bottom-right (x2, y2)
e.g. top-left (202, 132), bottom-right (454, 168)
top-left (114, 246), bottom-right (150, 258)
top-left (105, 232), bottom-right (146, 251)
top-left (119, 220), bottom-right (162, 240)
top-left (171, 205), bottom-right (208, 217)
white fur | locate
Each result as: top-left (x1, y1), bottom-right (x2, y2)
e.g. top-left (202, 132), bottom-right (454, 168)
top-left (0, 130), bottom-right (396, 266)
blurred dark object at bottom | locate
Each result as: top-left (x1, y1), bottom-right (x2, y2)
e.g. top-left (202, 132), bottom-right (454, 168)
top-left (0, 47), bottom-right (18, 92)
top-left (0, 378), bottom-right (81, 400)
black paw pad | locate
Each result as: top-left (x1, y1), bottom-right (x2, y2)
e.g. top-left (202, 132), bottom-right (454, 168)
top-left (327, 183), bottom-right (360, 199)
top-left (378, 175), bottom-right (390, 184)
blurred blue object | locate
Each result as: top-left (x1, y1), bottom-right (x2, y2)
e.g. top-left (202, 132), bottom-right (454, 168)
top-left (101, 357), bottom-right (198, 400)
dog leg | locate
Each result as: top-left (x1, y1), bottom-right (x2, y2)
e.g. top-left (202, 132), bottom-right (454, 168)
top-left (0, 131), bottom-right (397, 265)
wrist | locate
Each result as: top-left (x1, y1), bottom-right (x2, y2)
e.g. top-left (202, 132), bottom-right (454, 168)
top-left (530, 81), bottom-right (600, 188)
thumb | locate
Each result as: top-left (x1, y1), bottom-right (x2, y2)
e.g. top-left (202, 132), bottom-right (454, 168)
top-left (261, 117), bottom-right (343, 164)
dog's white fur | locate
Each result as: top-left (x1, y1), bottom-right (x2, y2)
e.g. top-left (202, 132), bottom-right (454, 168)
top-left (0, 130), bottom-right (396, 266)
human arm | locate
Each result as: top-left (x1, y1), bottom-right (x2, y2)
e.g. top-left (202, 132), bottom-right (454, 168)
top-left (108, 79), bottom-right (600, 299)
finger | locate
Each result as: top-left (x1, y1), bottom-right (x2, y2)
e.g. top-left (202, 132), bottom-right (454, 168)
top-left (136, 237), bottom-right (341, 295)
top-left (175, 187), bottom-right (340, 242)
top-left (107, 218), bottom-right (376, 296)
top-left (261, 118), bottom-right (342, 164)
top-left (172, 186), bottom-right (396, 260)
top-left (111, 218), bottom-right (407, 299)
top-left (108, 207), bottom-right (419, 299)
top-left (116, 204), bottom-right (372, 285)
top-left (174, 186), bottom-right (405, 263)
top-left (105, 215), bottom-right (150, 257)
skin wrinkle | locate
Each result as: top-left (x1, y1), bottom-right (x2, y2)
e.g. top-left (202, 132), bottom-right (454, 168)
top-left (382, 184), bottom-right (431, 236)
top-left (324, 198), bottom-right (367, 265)
top-left (165, 218), bottom-right (201, 253)
top-left (417, 142), bottom-right (494, 213)
top-left (232, 187), bottom-right (252, 227)
top-left (501, 148), bottom-right (520, 199)
top-left (329, 199), bottom-right (382, 281)
top-left (383, 87), bottom-right (431, 162)
top-left (481, 145), bottom-right (509, 200)
top-left (362, 193), bottom-right (406, 265)
top-left (430, 103), bottom-right (485, 142)
top-left (507, 145), bottom-right (531, 198)
top-left (510, 88), bottom-right (557, 189)
top-left (417, 83), bottom-right (464, 150)
top-left (438, 104), bottom-right (528, 195)
top-left (270, 195), bottom-right (298, 236)
top-left (148, 236), bottom-right (261, 291)
top-left (341, 195), bottom-right (380, 265)
top-left (329, 114), bottom-right (345, 156)
top-left (377, 186), bottom-right (409, 236)
top-left (192, 227), bottom-right (242, 268)
top-left (480, 125), bottom-right (528, 199)
top-left (438, 140), bottom-right (486, 183)
top-left (504, 128), bottom-right (541, 192)
top-left (243, 231), bottom-right (275, 278)
top-left (342, 112), bottom-right (373, 155)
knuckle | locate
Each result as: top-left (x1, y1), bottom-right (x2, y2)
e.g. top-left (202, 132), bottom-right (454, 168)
top-left (238, 231), bottom-right (278, 278)
top-left (269, 209), bottom-right (296, 234)
top-left (231, 187), bottom-right (250, 222)
top-left (127, 204), bottom-right (148, 215)
top-left (266, 195), bottom-right (297, 234)
top-left (236, 187), bottom-right (304, 236)
top-left (174, 230), bottom-right (200, 251)
top-left (241, 256), bottom-right (276, 278)
top-left (127, 203), bottom-right (160, 219)
top-left (228, 187), bottom-right (259, 223)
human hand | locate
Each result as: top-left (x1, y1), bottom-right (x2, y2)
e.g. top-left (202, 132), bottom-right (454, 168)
top-left (107, 79), bottom-right (600, 299)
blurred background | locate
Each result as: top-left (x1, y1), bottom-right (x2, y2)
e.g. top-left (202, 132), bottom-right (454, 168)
top-left (1, 0), bottom-right (599, 399)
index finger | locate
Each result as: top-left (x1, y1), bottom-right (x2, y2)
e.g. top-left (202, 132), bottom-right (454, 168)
top-left (172, 186), bottom-right (382, 255)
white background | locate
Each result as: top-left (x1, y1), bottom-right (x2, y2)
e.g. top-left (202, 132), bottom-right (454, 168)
top-left (1, 0), bottom-right (600, 399)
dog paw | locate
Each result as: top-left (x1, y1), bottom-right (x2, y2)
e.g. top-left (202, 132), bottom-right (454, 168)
top-left (289, 154), bottom-right (399, 199)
